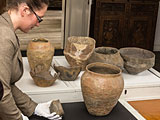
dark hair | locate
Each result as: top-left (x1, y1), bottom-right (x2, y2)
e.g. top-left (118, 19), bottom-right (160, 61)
top-left (6, 0), bottom-right (49, 11)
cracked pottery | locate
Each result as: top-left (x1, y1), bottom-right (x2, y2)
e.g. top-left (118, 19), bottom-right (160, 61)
top-left (30, 71), bottom-right (59, 87)
top-left (27, 38), bottom-right (55, 86)
top-left (64, 36), bottom-right (95, 70)
top-left (53, 64), bottom-right (81, 81)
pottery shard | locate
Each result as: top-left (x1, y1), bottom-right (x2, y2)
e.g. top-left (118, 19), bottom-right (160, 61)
top-left (49, 100), bottom-right (64, 116)
top-left (30, 71), bottom-right (59, 87)
top-left (53, 64), bottom-right (81, 81)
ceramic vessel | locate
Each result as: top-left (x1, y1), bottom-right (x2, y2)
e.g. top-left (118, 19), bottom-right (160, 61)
top-left (81, 62), bottom-right (124, 116)
top-left (53, 64), bottom-right (81, 81)
top-left (119, 47), bottom-right (155, 74)
top-left (27, 38), bottom-right (55, 86)
top-left (30, 71), bottom-right (59, 87)
top-left (27, 38), bottom-right (55, 73)
top-left (64, 36), bottom-right (95, 70)
top-left (88, 47), bottom-right (124, 69)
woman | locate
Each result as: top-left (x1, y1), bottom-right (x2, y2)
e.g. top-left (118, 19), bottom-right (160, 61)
top-left (0, 0), bottom-right (61, 120)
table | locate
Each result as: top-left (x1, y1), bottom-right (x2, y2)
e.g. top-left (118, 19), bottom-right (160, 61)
top-left (16, 56), bottom-right (160, 103)
top-left (128, 99), bottom-right (160, 120)
top-left (29, 102), bottom-right (137, 120)
top-left (62, 102), bottom-right (137, 120)
top-left (16, 56), bottom-right (160, 120)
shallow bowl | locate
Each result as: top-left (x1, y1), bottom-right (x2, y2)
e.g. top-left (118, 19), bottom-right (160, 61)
top-left (119, 47), bottom-right (155, 74)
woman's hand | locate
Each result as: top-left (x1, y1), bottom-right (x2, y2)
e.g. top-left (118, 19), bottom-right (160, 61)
top-left (34, 101), bottom-right (62, 120)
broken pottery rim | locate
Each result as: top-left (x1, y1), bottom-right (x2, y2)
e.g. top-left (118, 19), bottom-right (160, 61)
top-left (63, 36), bottom-right (96, 61)
top-left (32, 38), bottom-right (49, 42)
top-left (94, 46), bottom-right (119, 55)
top-left (86, 62), bottom-right (122, 77)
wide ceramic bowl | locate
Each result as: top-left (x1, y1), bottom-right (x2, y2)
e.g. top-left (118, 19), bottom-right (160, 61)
top-left (64, 36), bottom-right (96, 70)
top-left (119, 47), bottom-right (155, 74)
top-left (88, 47), bottom-right (124, 69)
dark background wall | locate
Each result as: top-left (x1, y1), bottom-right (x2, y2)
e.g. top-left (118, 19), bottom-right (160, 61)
top-left (0, 0), bottom-right (6, 14)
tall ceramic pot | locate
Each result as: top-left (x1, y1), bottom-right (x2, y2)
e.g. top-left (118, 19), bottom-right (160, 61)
top-left (81, 62), bottom-right (124, 116)
top-left (27, 38), bottom-right (55, 73)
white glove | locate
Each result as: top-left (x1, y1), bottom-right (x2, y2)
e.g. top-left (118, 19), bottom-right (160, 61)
top-left (21, 113), bottom-right (29, 120)
top-left (34, 101), bottom-right (62, 120)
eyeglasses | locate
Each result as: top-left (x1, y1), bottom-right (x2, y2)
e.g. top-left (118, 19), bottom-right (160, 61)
top-left (29, 6), bottom-right (43, 23)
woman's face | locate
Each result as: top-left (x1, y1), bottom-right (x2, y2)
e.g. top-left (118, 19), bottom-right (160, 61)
top-left (19, 4), bottom-right (48, 33)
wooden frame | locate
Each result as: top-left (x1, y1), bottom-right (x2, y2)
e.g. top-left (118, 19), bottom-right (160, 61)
top-left (0, 0), bottom-right (6, 14)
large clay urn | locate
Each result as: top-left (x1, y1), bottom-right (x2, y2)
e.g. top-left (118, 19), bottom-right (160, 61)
top-left (64, 36), bottom-right (95, 70)
top-left (81, 62), bottom-right (124, 116)
top-left (88, 47), bottom-right (124, 69)
top-left (27, 38), bottom-right (55, 73)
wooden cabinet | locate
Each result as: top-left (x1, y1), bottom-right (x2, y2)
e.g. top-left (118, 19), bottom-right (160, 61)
top-left (48, 0), bottom-right (62, 10)
top-left (89, 0), bottom-right (159, 50)
top-left (0, 0), bottom-right (6, 14)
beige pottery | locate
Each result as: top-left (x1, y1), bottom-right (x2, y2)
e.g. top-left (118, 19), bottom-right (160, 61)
top-left (27, 38), bottom-right (55, 73)
top-left (64, 36), bottom-right (95, 70)
top-left (81, 62), bottom-right (124, 116)
top-left (88, 47), bottom-right (124, 69)
top-left (27, 38), bottom-right (55, 87)
top-left (119, 47), bottom-right (155, 74)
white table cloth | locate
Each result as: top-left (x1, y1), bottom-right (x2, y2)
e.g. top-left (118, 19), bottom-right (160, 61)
top-left (16, 56), bottom-right (160, 103)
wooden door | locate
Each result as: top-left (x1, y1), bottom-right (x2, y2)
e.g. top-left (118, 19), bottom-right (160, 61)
top-left (48, 0), bottom-right (62, 10)
top-left (93, 0), bottom-right (127, 48)
top-left (0, 0), bottom-right (6, 14)
top-left (126, 0), bottom-right (159, 50)
top-left (98, 15), bottom-right (125, 48)
top-left (89, 0), bottom-right (159, 50)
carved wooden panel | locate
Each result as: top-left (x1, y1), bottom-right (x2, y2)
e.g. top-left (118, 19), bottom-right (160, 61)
top-left (130, 0), bottom-right (159, 2)
top-left (130, 4), bottom-right (157, 16)
top-left (128, 19), bottom-right (151, 49)
top-left (99, 16), bottom-right (125, 48)
top-left (90, 0), bottom-right (159, 50)
top-left (49, 0), bottom-right (62, 10)
top-left (93, 0), bottom-right (126, 48)
top-left (101, 3), bottom-right (125, 12)
top-left (127, 2), bottom-right (159, 50)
